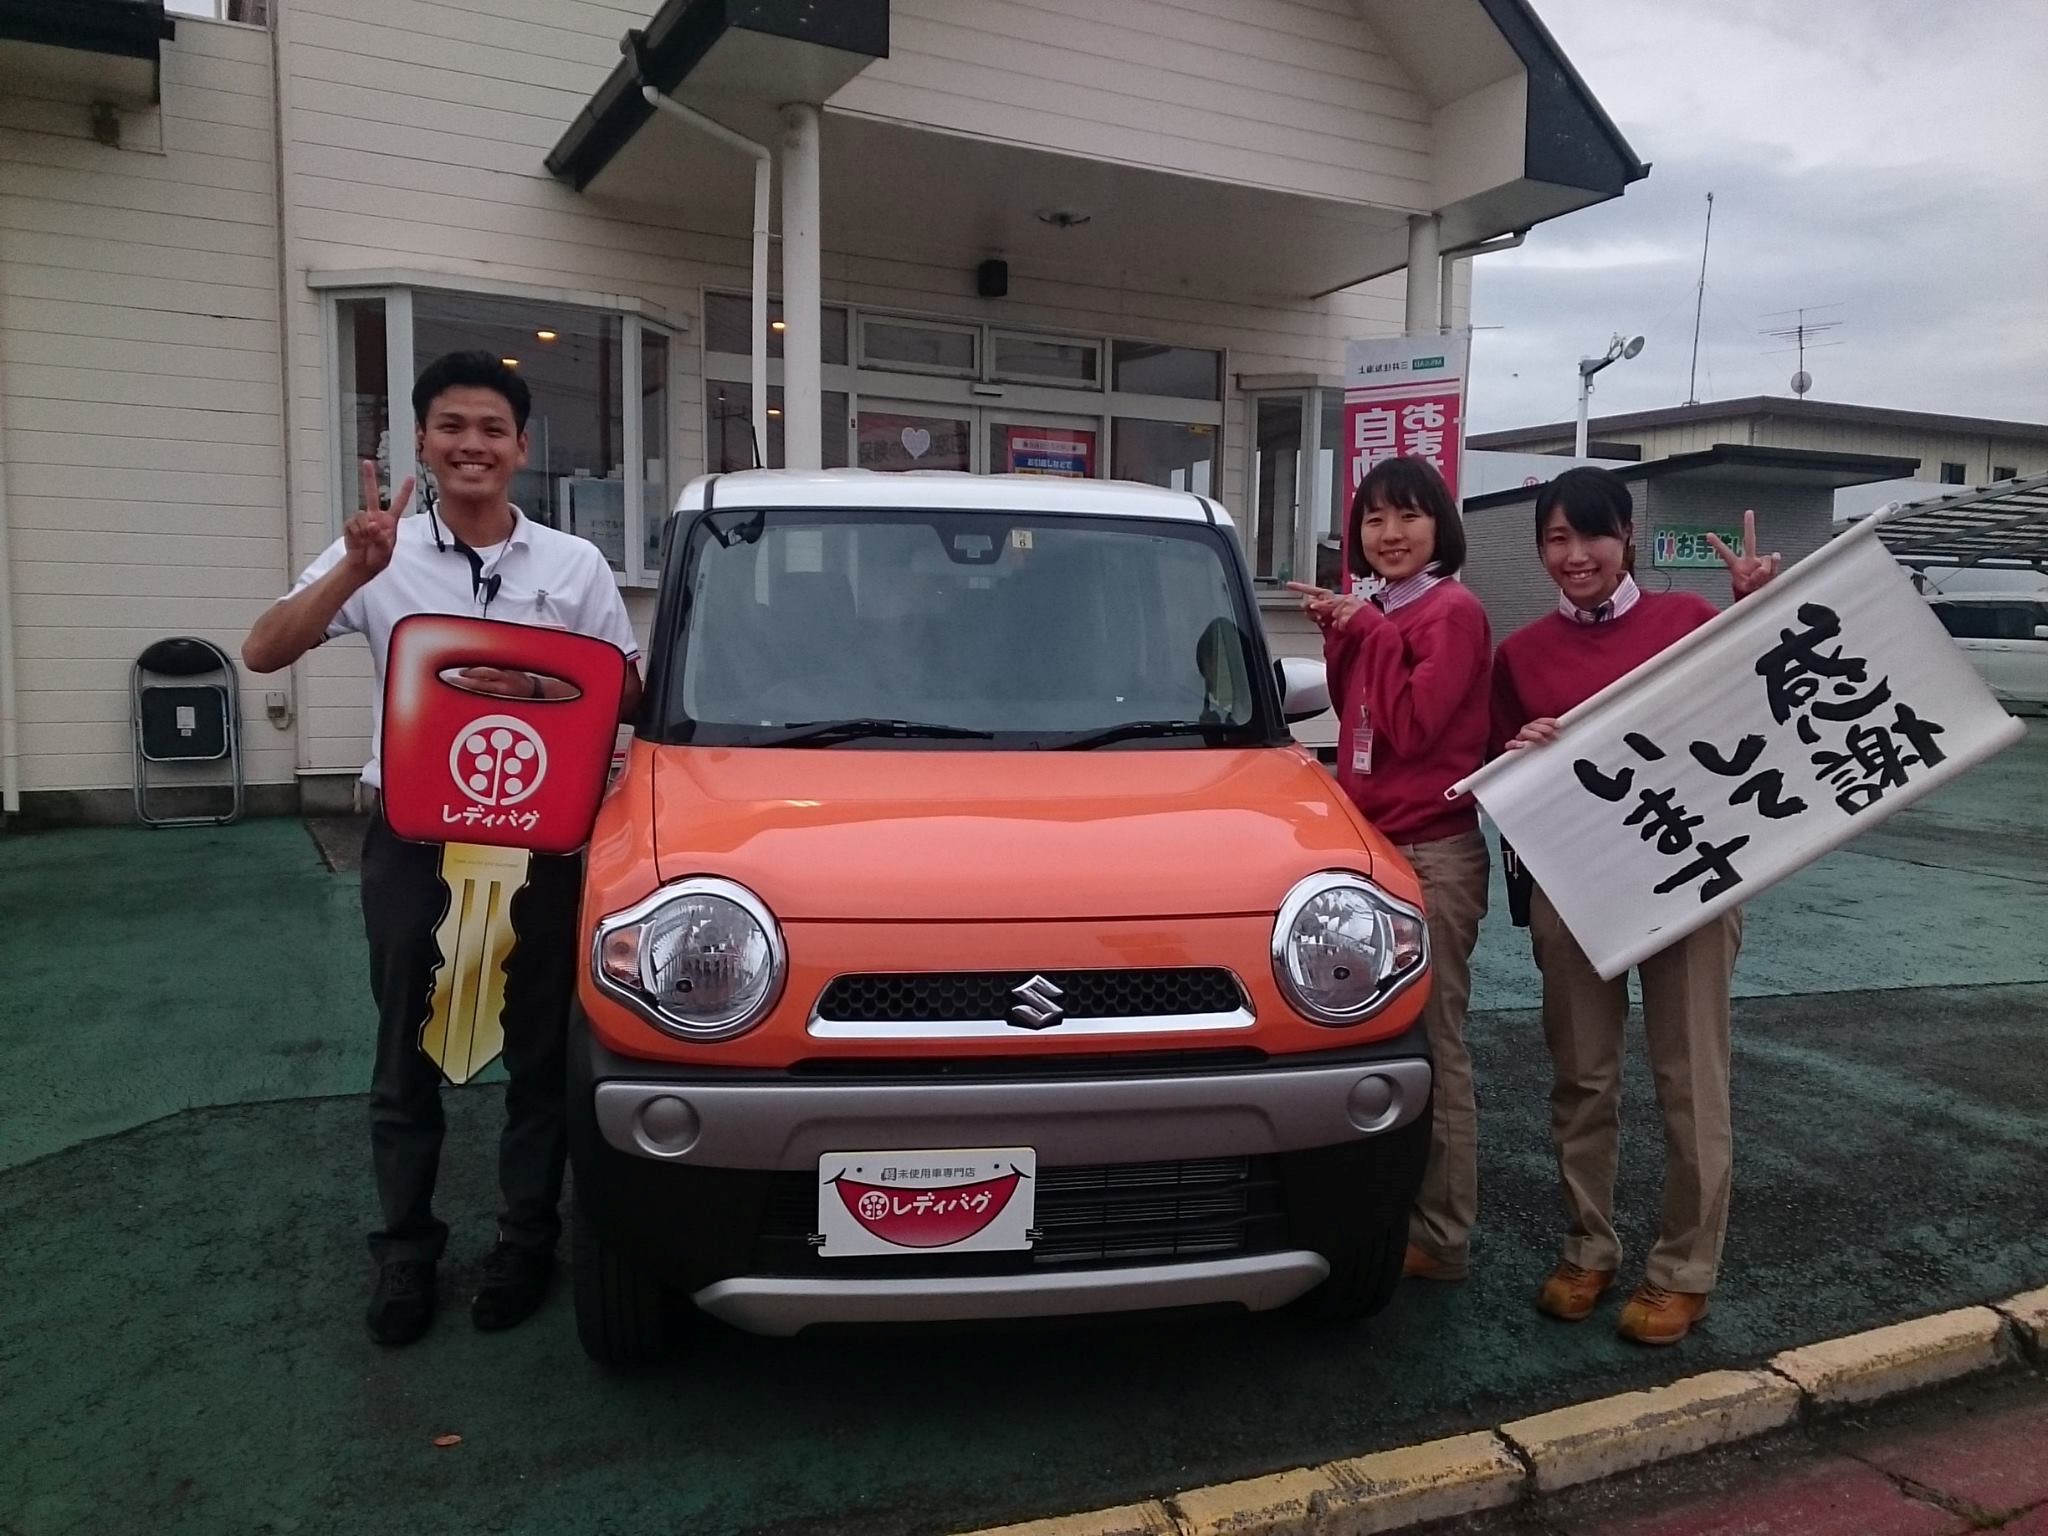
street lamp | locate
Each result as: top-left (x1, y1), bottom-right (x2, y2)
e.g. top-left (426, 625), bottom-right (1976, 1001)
top-left (1576, 333), bottom-right (1645, 457)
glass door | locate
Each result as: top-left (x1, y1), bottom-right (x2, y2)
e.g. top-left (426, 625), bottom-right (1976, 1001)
top-left (986, 410), bottom-right (1101, 479)
top-left (855, 401), bottom-right (973, 473)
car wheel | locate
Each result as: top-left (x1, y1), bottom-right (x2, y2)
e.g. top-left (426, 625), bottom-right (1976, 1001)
top-left (1293, 1204), bottom-right (1406, 1322)
top-left (571, 1195), bottom-right (672, 1365)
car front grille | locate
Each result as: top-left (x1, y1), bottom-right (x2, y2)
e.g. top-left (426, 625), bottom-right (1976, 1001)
top-left (753, 1155), bottom-right (1285, 1276)
top-left (815, 968), bottom-right (1246, 1024)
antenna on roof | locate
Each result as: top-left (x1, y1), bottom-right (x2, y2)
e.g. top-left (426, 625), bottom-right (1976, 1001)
top-left (1686, 192), bottom-right (1713, 406)
top-left (1760, 304), bottom-right (1844, 398)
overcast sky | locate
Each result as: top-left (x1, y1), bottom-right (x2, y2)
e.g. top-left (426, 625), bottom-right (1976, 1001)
top-left (1465, 0), bottom-right (2048, 435)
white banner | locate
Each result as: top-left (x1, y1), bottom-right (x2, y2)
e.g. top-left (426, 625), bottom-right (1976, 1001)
top-left (1454, 517), bottom-right (2025, 979)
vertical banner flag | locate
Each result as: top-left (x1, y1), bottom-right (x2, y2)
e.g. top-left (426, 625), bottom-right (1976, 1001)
top-left (1453, 516), bottom-right (2024, 980)
top-left (1342, 330), bottom-right (1470, 589)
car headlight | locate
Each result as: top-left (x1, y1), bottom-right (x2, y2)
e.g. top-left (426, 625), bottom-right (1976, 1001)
top-left (593, 878), bottom-right (785, 1041)
top-left (1271, 871), bottom-right (1428, 1025)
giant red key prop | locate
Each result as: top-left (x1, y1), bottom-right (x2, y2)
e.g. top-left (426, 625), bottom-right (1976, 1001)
top-left (379, 614), bottom-right (628, 1083)
top-left (381, 614), bottom-right (626, 856)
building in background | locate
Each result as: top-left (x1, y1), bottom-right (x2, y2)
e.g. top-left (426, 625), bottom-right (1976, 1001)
top-left (1460, 445), bottom-right (1916, 636)
top-left (1470, 396), bottom-right (2048, 489)
top-left (0, 0), bottom-right (1647, 818)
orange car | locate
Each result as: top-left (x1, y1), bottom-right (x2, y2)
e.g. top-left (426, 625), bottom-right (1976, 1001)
top-left (569, 470), bottom-right (1433, 1363)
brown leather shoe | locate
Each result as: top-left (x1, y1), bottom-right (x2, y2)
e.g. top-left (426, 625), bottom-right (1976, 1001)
top-left (1617, 1283), bottom-right (1710, 1345)
top-left (1402, 1243), bottom-right (1466, 1282)
top-left (1535, 1261), bottom-right (1614, 1321)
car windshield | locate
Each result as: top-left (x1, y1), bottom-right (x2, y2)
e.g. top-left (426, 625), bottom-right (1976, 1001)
top-left (658, 507), bottom-right (1272, 747)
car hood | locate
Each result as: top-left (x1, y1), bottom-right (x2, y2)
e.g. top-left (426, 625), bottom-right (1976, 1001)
top-left (650, 745), bottom-right (1384, 921)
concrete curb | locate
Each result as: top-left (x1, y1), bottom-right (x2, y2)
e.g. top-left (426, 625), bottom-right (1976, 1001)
top-left (959, 1285), bottom-right (2041, 1536)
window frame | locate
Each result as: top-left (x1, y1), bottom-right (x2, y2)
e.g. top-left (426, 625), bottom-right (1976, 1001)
top-left (318, 281), bottom-right (677, 587)
top-left (701, 292), bottom-right (1224, 495)
top-left (1239, 383), bottom-right (1344, 588)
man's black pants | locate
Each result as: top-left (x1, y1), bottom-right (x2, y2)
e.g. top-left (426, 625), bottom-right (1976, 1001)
top-left (360, 810), bottom-right (582, 1266)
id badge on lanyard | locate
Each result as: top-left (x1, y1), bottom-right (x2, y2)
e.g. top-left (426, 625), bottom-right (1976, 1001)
top-left (1350, 703), bottom-right (1374, 775)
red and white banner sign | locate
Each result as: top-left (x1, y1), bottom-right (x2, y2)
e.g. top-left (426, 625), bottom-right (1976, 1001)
top-left (1343, 328), bottom-right (1470, 504)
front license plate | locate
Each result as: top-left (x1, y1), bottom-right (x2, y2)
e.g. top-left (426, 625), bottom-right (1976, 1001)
top-left (816, 1147), bottom-right (1037, 1258)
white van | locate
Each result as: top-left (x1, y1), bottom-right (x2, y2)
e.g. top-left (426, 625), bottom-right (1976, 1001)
top-left (1928, 595), bottom-right (2048, 711)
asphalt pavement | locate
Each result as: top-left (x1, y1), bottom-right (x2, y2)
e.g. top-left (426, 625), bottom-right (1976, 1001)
top-left (1, 723), bottom-right (2043, 1536)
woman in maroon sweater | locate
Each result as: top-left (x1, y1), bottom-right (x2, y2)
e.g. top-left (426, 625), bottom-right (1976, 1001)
top-left (1493, 467), bottom-right (1780, 1345)
top-left (1290, 455), bottom-right (1492, 1285)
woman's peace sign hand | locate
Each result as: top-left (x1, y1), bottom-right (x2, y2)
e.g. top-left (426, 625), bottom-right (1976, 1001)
top-left (1707, 509), bottom-right (1782, 599)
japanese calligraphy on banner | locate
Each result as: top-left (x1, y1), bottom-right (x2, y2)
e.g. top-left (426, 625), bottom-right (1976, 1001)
top-left (1454, 516), bottom-right (2024, 980)
top-left (1343, 329), bottom-right (1471, 502)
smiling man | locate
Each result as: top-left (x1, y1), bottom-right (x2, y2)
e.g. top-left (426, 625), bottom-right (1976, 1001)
top-left (244, 351), bottom-right (642, 1346)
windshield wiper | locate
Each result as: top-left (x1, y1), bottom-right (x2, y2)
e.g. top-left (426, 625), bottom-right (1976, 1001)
top-left (758, 717), bottom-right (995, 747)
top-left (1048, 719), bottom-right (1243, 750)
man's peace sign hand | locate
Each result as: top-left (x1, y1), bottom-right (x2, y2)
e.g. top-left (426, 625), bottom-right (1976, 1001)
top-left (342, 459), bottom-right (409, 583)
top-left (1707, 509), bottom-right (1782, 599)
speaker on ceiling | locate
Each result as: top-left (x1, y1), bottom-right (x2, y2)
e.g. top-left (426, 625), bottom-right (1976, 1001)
top-left (976, 259), bottom-right (1009, 299)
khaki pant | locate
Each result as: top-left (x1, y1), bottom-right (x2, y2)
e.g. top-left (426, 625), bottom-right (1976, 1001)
top-left (1400, 830), bottom-right (1491, 1276)
top-left (1529, 887), bottom-right (1742, 1293)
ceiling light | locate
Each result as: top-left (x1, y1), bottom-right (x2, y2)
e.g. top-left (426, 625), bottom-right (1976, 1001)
top-left (500, 357), bottom-right (519, 368)
top-left (766, 407), bottom-right (783, 417)
top-left (535, 329), bottom-right (558, 342)
top-left (770, 319), bottom-right (787, 332)
top-left (1035, 208), bottom-right (1092, 230)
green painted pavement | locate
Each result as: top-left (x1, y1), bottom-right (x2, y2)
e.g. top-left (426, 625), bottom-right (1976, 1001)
top-left (0, 723), bottom-right (2043, 1535)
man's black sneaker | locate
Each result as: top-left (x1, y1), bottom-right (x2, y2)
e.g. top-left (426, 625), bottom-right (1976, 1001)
top-left (471, 1245), bottom-right (554, 1332)
top-left (366, 1259), bottom-right (437, 1347)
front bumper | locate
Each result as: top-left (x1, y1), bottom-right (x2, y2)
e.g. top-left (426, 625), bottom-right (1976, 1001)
top-left (568, 1011), bottom-right (1432, 1329)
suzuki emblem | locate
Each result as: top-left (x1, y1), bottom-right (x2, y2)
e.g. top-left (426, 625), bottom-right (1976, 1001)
top-left (1007, 974), bottom-right (1067, 1030)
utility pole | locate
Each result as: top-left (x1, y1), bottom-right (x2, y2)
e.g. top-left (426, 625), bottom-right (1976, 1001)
top-left (1686, 192), bottom-right (1713, 406)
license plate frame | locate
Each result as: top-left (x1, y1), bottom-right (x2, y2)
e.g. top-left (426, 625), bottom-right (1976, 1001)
top-left (816, 1147), bottom-right (1037, 1258)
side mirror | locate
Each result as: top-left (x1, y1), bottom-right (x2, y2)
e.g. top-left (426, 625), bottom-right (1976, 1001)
top-left (1276, 656), bottom-right (1330, 724)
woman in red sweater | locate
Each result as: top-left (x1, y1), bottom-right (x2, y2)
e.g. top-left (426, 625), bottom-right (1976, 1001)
top-left (1290, 455), bottom-right (1492, 1285)
top-left (1493, 466), bottom-right (1780, 1345)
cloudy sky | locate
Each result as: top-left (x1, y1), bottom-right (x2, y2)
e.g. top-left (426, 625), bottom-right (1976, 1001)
top-left (1465, 0), bottom-right (2048, 435)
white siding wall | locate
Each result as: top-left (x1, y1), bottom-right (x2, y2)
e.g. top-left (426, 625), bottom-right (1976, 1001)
top-left (834, 0), bottom-right (1432, 211)
top-left (0, 18), bottom-right (289, 793)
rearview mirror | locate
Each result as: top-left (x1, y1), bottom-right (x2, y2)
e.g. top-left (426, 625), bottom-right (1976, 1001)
top-left (1275, 656), bottom-right (1330, 724)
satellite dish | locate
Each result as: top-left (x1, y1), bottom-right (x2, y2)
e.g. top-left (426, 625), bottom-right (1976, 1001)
top-left (1791, 370), bottom-right (1813, 396)
top-left (1622, 335), bottom-right (1646, 359)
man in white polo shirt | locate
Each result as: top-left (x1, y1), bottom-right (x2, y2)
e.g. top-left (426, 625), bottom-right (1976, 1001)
top-left (245, 351), bottom-right (641, 1347)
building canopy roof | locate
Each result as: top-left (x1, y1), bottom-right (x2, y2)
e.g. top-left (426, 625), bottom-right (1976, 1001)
top-left (1463, 444), bottom-right (1920, 512)
top-left (1874, 472), bottom-right (2048, 572)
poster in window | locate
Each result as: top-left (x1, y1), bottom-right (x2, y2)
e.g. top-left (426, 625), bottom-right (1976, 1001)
top-left (1339, 330), bottom-right (1470, 590)
top-left (1001, 426), bottom-right (1095, 478)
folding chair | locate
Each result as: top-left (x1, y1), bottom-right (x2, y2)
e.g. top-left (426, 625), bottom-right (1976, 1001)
top-left (132, 637), bottom-right (243, 827)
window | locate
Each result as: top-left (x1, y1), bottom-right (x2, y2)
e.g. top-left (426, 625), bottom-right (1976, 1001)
top-left (326, 285), bottom-right (672, 582)
top-left (992, 332), bottom-right (1100, 386)
top-left (704, 294), bottom-right (849, 365)
top-left (1251, 395), bottom-right (1304, 583)
top-left (1112, 342), bottom-right (1221, 401)
top-left (1932, 601), bottom-right (2041, 641)
top-left (1940, 462), bottom-right (1966, 484)
top-left (859, 316), bottom-right (979, 376)
top-left (1993, 465), bottom-right (2019, 482)
top-left (704, 384), bottom-right (851, 474)
top-left (1112, 420), bottom-right (1217, 497)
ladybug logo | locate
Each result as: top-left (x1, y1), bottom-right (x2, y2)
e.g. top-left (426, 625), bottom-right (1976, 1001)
top-left (450, 715), bottom-right (548, 807)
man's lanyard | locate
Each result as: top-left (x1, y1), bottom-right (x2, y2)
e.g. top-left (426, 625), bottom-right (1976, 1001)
top-left (422, 480), bottom-right (503, 614)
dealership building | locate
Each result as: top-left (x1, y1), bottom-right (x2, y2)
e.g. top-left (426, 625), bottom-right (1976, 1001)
top-left (0, 0), bottom-right (1644, 818)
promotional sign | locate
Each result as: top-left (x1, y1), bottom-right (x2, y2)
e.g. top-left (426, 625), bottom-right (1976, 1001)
top-left (381, 613), bottom-right (627, 857)
top-left (1342, 329), bottom-right (1470, 586)
top-left (1655, 524), bottom-right (1745, 569)
top-left (1000, 425), bottom-right (1095, 478)
top-left (1454, 517), bottom-right (2024, 980)
top-left (816, 1148), bottom-right (1037, 1258)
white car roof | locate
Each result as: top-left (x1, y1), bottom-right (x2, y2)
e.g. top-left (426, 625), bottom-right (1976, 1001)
top-left (675, 469), bottom-right (1230, 527)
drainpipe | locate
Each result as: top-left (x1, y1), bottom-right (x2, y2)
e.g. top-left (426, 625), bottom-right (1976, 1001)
top-left (779, 102), bottom-right (823, 471)
top-left (639, 84), bottom-right (770, 458)
top-left (0, 325), bottom-right (18, 815)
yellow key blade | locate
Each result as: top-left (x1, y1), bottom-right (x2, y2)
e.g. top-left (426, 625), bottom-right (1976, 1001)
top-left (419, 842), bottom-right (533, 1085)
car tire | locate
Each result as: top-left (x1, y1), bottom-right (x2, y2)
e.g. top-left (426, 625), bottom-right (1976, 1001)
top-left (1293, 1205), bottom-right (1406, 1322)
top-left (571, 1195), bottom-right (672, 1365)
